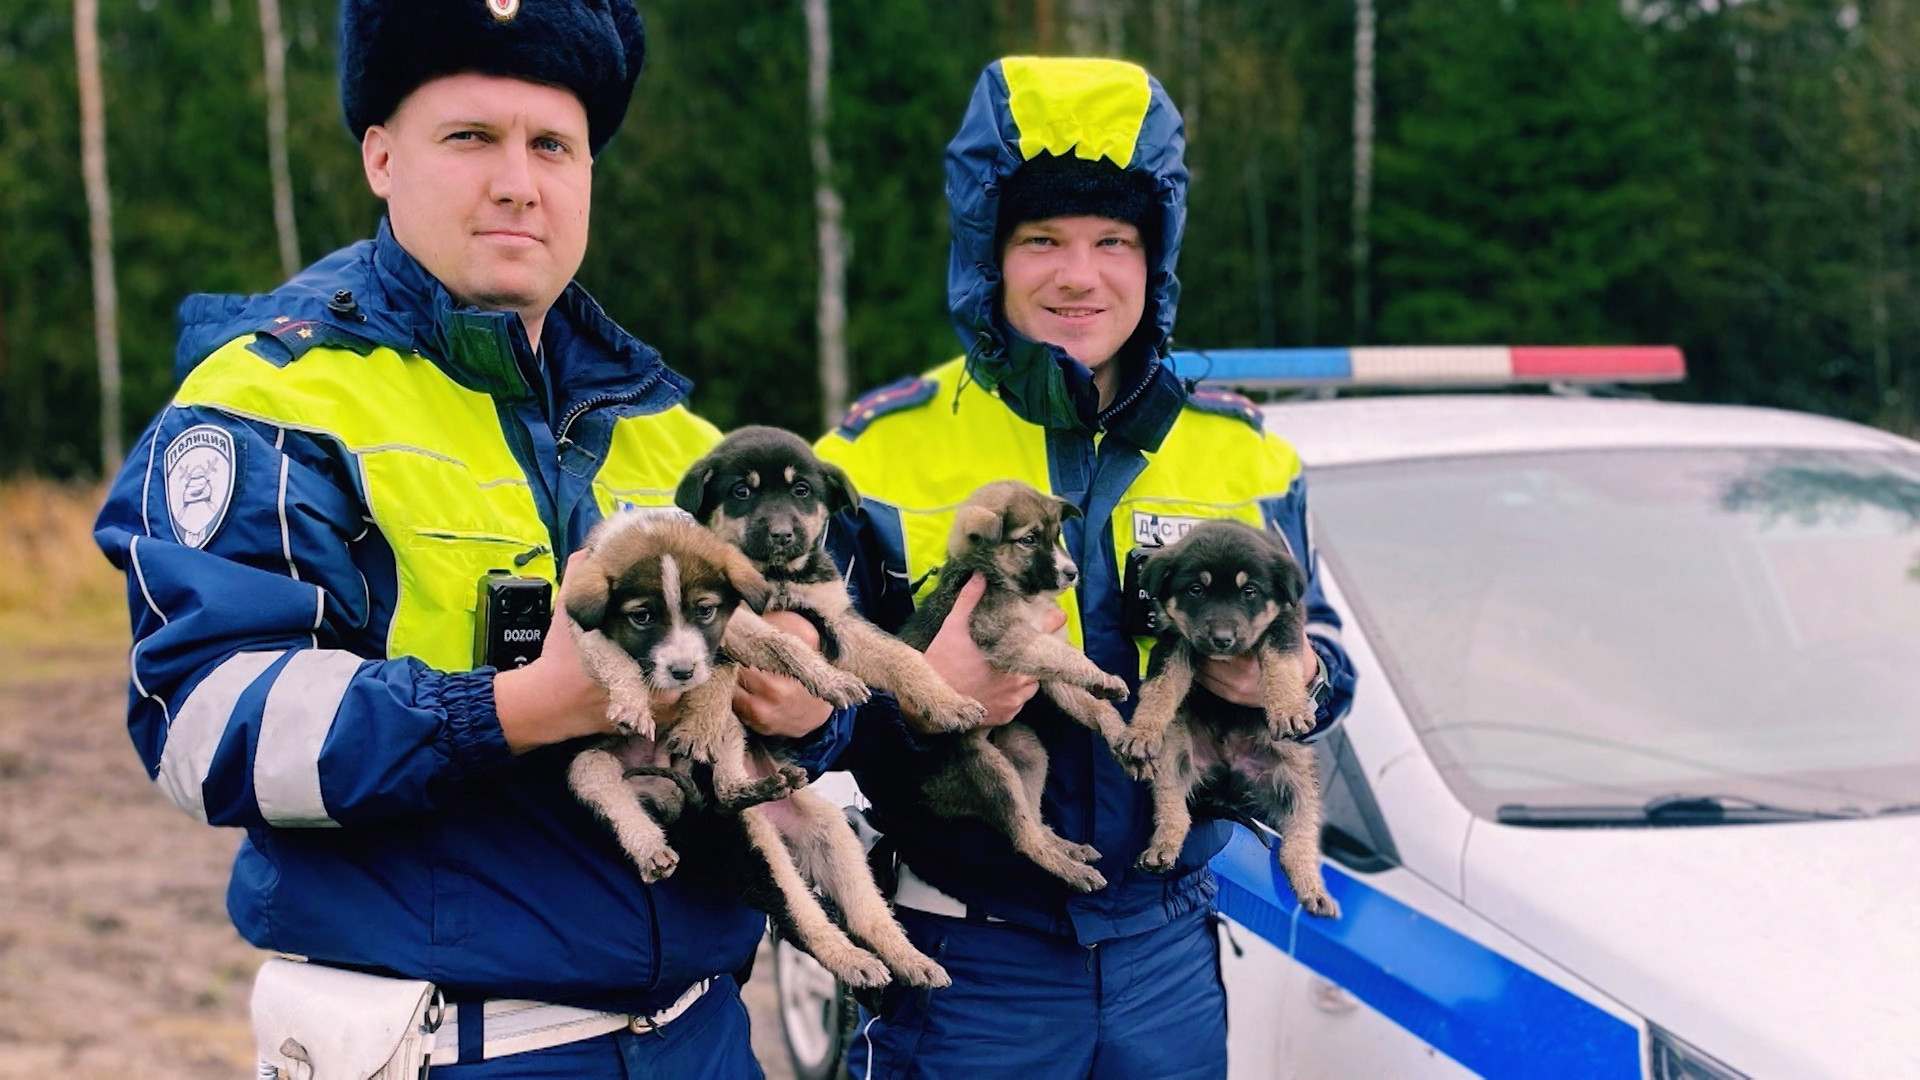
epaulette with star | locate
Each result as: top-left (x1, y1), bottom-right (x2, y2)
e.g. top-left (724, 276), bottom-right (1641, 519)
top-left (244, 309), bottom-right (375, 366)
top-left (835, 376), bottom-right (938, 438)
top-left (1184, 386), bottom-right (1264, 432)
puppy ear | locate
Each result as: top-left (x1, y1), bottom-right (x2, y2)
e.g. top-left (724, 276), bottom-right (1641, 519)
top-left (951, 503), bottom-right (1002, 558)
top-left (722, 546), bottom-right (774, 614)
top-left (563, 565), bottom-right (611, 630)
top-left (1272, 551), bottom-right (1307, 605)
top-left (673, 463), bottom-right (717, 521)
top-left (1141, 548), bottom-right (1177, 601)
top-left (818, 459), bottom-right (861, 515)
top-left (1055, 497), bottom-right (1083, 522)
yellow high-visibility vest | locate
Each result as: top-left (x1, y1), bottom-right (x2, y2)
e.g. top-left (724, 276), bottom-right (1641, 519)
top-left (175, 337), bottom-right (718, 670)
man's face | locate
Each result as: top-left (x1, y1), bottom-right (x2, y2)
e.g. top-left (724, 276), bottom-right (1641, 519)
top-left (361, 73), bottom-right (592, 333)
top-left (999, 215), bottom-right (1148, 374)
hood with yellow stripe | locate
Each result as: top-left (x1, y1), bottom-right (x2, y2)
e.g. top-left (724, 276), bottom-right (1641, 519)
top-left (946, 57), bottom-right (1189, 433)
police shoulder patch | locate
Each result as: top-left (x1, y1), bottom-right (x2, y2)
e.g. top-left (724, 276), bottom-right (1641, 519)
top-left (1184, 386), bottom-right (1264, 432)
top-left (835, 376), bottom-right (938, 438)
top-left (163, 424), bottom-right (240, 549)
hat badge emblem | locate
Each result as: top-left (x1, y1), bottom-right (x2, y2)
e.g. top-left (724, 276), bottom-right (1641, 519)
top-left (485, 0), bottom-right (518, 21)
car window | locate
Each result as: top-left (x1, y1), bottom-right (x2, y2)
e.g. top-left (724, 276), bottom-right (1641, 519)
top-left (1317, 728), bottom-right (1398, 871)
top-left (1310, 447), bottom-right (1920, 820)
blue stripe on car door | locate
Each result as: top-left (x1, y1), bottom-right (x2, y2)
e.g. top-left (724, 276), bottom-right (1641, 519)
top-left (1211, 827), bottom-right (1642, 1080)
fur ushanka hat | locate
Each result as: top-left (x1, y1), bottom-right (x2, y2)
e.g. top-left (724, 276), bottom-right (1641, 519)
top-left (339, 0), bottom-right (646, 157)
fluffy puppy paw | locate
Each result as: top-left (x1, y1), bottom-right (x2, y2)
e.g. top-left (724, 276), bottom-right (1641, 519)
top-left (1088, 671), bottom-right (1131, 702)
top-left (633, 845), bottom-right (680, 883)
top-left (777, 764), bottom-right (812, 792)
top-left (1113, 730), bottom-right (1161, 777)
top-left (890, 955), bottom-right (952, 989)
top-left (1055, 862), bottom-right (1108, 893)
top-left (912, 693), bottom-right (988, 732)
top-left (608, 697), bottom-right (654, 740)
top-left (823, 948), bottom-right (893, 990)
top-left (719, 775), bottom-right (796, 812)
top-left (1057, 840), bottom-right (1102, 864)
top-left (1296, 888), bottom-right (1341, 919)
top-left (1268, 702), bottom-right (1318, 739)
top-left (1136, 842), bottom-right (1181, 874)
top-left (657, 726), bottom-right (713, 763)
top-left (811, 668), bottom-right (873, 709)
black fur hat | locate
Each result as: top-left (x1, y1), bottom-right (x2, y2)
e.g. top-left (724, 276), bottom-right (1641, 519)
top-left (340, 0), bottom-right (646, 157)
top-left (995, 151), bottom-right (1158, 250)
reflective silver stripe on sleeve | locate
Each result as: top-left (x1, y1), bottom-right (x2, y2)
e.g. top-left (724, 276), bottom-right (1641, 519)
top-left (156, 651), bottom-right (285, 822)
top-left (1305, 621), bottom-right (1344, 645)
top-left (253, 650), bottom-right (365, 828)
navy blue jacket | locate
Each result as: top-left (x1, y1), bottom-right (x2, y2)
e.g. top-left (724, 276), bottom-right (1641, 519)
top-left (95, 221), bottom-right (851, 1011)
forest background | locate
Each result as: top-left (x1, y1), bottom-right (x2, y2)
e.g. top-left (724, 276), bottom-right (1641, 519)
top-left (4, 0), bottom-right (1919, 480)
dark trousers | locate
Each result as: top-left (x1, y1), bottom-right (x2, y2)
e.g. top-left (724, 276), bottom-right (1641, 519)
top-left (849, 905), bottom-right (1228, 1080)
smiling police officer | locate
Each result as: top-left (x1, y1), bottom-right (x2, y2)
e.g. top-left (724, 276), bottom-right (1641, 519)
top-left (93, 2), bottom-right (844, 1076)
top-left (818, 57), bottom-right (1357, 1078)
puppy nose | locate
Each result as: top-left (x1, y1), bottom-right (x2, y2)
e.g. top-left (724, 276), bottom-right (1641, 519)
top-left (668, 664), bottom-right (697, 682)
top-left (1208, 631), bottom-right (1237, 653)
top-left (768, 527), bottom-right (795, 546)
top-left (1060, 564), bottom-right (1079, 585)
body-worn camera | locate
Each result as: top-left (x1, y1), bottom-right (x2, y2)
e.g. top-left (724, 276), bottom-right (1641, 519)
top-left (475, 571), bottom-right (552, 670)
top-left (1121, 546), bottom-right (1165, 637)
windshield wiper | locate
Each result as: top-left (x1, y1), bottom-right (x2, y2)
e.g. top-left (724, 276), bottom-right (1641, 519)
top-left (1498, 794), bottom-right (1866, 828)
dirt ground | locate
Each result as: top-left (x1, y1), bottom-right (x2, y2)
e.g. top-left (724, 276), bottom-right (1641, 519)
top-left (0, 621), bottom-right (798, 1080)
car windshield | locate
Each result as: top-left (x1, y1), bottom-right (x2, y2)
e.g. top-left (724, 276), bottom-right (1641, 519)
top-left (1311, 446), bottom-right (1920, 821)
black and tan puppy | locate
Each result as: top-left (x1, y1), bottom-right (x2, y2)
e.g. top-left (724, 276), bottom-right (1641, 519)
top-left (561, 512), bottom-right (948, 989)
top-left (667, 427), bottom-right (985, 773)
top-left (1117, 519), bottom-right (1338, 918)
top-left (896, 480), bottom-right (1132, 893)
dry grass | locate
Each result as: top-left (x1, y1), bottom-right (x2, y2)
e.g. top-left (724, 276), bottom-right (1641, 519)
top-left (0, 480), bottom-right (128, 683)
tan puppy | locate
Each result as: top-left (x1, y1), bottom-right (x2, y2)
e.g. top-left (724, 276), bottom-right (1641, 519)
top-left (1117, 520), bottom-right (1338, 918)
top-left (895, 481), bottom-right (1131, 893)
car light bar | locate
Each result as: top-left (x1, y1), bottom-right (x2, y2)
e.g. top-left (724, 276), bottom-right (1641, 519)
top-left (1165, 346), bottom-right (1685, 390)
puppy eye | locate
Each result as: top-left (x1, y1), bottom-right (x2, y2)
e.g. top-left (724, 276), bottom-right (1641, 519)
top-left (693, 602), bottom-right (718, 623)
top-left (730, 483), bottom-right (753, 501)
top-left (1186, 583), bottom-right (1205, 596)
top-left (1242, 585), bottom-right (1260, 599)
top-left (627, 608), bottom-right (653, 626)
top-left (792, 480), bottom-right (812, 499)
top-left (1016, 534), bottom-right (1039, 547)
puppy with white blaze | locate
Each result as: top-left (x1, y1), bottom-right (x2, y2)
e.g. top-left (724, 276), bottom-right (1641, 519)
top-left (561, 511), bottom-right (949, 991)
top-left (562, 512), bottom-right (867, 847)
top-left (1115, 519), bottom-right (1338, 917)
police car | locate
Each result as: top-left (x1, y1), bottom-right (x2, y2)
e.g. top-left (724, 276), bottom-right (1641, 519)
top-left (774, 347), bottom-right (1920, 1080)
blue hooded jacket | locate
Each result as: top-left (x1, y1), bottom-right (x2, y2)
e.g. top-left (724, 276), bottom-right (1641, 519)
top-left (824, 58), bottom-right (1355, 946)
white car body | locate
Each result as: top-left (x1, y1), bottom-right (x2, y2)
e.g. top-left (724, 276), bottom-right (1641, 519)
top-left (773, 387), bottom-right (1920, 1080)
top-left (1220, 394), bottom-right (1920, 1080)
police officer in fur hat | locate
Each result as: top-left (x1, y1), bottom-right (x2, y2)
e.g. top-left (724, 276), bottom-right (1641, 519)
top-left (95, 2), bottom-right (850, 1075)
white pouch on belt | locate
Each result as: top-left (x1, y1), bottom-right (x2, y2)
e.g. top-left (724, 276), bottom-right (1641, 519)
top-left (252, 956), bottom-right (442, 1080)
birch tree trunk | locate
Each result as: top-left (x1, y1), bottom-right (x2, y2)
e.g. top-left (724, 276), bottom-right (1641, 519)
top-left (75, 0), bottom-right (122, 473)
top-left (1351, 0), bottom-right (1375, 341)
top-left (259, 0), bottom-right (300, 278)
top-left (805, 0), bottom-right (849, 430)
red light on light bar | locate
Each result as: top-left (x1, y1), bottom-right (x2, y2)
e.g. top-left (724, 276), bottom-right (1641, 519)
top-left (1509, 346), bottom-right (1685, 381)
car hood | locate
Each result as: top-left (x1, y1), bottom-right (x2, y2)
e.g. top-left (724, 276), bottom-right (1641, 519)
top-left (1463, 814), bottom-right (1920, 1080)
